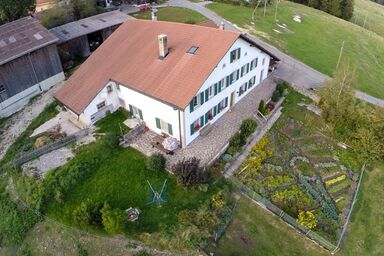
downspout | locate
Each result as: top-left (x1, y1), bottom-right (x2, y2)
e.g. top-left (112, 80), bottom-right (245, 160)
top-left (178, 110), bottom-right (183, 148)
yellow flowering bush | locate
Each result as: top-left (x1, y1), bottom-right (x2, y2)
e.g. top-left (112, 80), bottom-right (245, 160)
top-left (325, 175), bottom-right (346, 187)
top-left (297, 210), bottom-right (318, 229)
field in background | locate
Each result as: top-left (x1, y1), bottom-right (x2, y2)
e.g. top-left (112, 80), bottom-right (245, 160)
top-left (132, 7), bottom-right (207, 24)
top-left (353, 0), bottom-right (384, 37)
top-left (207, 2), bottom-right (384, 99)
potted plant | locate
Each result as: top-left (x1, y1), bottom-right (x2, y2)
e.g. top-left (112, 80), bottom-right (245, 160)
top-left (194, 124), bottom-right (201, 131)
top-left (208, 113), bottom-right (213, 120)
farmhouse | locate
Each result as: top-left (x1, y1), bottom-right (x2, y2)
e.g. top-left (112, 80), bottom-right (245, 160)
top-left (55, 19), bottom-right (279, 148)
top-left (0, 17), bottom-right (64, 118)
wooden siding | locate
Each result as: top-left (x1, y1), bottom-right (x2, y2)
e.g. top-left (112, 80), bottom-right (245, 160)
top-left (0, 44), bottom-right (62, 102)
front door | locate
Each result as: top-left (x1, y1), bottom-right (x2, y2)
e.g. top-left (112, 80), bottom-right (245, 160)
top-left (230, 91), bottom-right (235, 109)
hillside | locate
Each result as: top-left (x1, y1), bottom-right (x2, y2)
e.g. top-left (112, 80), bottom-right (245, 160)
top-left (353, 0), bottom-right (384, 37)
top-left (207, 2), bottom-right (384, 99)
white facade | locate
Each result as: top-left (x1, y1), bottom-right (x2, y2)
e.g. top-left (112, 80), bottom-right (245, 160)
top-left (0, 72), bottom-right (65, 118)
top-left (75, 37), bottom-right (271, 148)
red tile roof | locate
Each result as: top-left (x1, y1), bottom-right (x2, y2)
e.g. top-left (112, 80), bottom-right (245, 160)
top-left (55, 19), bottom-right (241, 114)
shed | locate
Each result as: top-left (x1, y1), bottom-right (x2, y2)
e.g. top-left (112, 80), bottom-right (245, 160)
top-left (49, 11), bottom-right (130, 60)
top-left (0, 16), bottom-right (65, 118)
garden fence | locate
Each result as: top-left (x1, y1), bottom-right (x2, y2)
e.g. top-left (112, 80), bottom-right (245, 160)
top-left (230, 177), bottom-right (338, 252)
top-left (12, 128), bottom-right (89, 167)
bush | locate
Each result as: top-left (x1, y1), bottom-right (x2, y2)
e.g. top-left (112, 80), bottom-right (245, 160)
top-left (101, 202), bottom-right (127, 234)
top-left (258, 100), bottom-right (267, 115)
top-left (229, 132), bottom-right (246, 148)
top-left (172, 158), bottom-right (210, 187)
top-left (147, 153), bottom-right (166, 172)
top-left (276, 82), bottom-right (289, 96)
top-left (73, 199), bottom-right (103, 227)
top-left (240, 119), bottom-right (257, 137)
top-left (271, 90), bottom-right (281, 102)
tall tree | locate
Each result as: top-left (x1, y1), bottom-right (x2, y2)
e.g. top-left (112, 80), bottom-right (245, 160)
top-left (340, 0), bottom-right (354, 20)
top-left (71, 0), bottom-right (97, 20)
top-left (0, 0), bottom-right (35, 24)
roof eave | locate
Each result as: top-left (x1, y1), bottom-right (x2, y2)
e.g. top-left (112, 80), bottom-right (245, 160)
top-left (239, 33), bottom-right (280, 61)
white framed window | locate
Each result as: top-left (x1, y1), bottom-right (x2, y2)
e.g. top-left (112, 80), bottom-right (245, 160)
top-left (97, 101), bottom-right (106, 110)
top-left (208, 85), bottom-right (214, 99)
top-left (156, 117), bottom-right (173, 135)
top-left (107, 85), bottom-right (113, 93)
top-left (220, 78), bottom-right (226, 90)
top-left (262, 57), bottom-right (266, 65)
top-left (230, 48), bottom-right (241, 63)
top-left (116, 84), bottom-right (120, 91)
top-left (192, 95), bottom-right (199, 107)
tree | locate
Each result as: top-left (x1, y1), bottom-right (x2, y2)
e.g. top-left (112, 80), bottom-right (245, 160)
top-left (352, 127), bottom-right (383, 163)
top-left (0, 0), bottom-right (35, 24)
top-left (101, 202), bottom-right (127, 234)
top-left (146, 153), bottom-right (166, 172)
top-left (340, 0), bottom-right (354, 20)
top-left (172, 158), bottom-right (210, 187)
top-left (71, 0), bottom-right (97, 20)
top-left (73, 199), bottom-right (103, 227)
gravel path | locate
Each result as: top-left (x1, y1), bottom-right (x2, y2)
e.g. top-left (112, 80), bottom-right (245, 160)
top-left (0, 82), bottom-right (63, 161)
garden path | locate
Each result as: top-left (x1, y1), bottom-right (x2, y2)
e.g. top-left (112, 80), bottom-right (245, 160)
top-left (224, 107), bottom-right (282, 178)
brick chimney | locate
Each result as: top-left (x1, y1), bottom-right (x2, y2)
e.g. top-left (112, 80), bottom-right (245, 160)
top-left (219, 20), bottom-right (225, 30)
top-left (158, 34), bottom-right (168, 59)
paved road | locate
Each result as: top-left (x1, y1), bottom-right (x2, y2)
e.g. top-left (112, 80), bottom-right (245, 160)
top-left (162, 0), bottom-right (384, 107)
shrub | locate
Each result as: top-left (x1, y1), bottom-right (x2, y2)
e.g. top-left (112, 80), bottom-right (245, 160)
top-left (276, 82), bottom-right (289, 96)
top-left (240, 119), bottom-right (257, 137)
top-left (297, 210), bottom-right (318, 229)
top-left (258, 100), bottom-right (267, 115)
top-left (229, 132), bottom-right (246, 148)
top-left (172, 158), bottom-right (210, 187)
top-left (101, 202), bottom-right (127, 234)
top-left (73, 199), bottom-right (103, 227)
top-left (146, 153), bottom-right (166, 172)
top-left (271, 90), bottom-right (281, 102)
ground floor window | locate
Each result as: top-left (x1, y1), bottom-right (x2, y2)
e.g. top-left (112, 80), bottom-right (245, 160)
top-left (155, 117), bottom-right (173, 135)
top-left (128, 104), bottom-right (143, 119)
top-left (97, 101), bottom-right (106, 110)
top-left (248, 76), bottom-right (256, 89)
top-left (238, 82), bottom-right (248, 96)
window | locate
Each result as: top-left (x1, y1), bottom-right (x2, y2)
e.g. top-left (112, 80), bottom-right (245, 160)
top-left (250, 58), bottom-right (258, 70)
top-left (116, 84), bottom-right (120, 91)
top-left (97, 101), bottom-right (106, 110)
top-left (262, 57), bottom-right (266, 65)
top-left (192, 96), bottom-right (199, 107)
top-left (238, 83), bottom-right (248, 96)
top-left (0, 84), bottom-right (5, 94)
top-left (187, 46), bottom-right (199, 54)
top-left (230, 48), bottom-right (241, 63)
top-left (220, 78), bottom-right (226, 90)
top-left (248, 76), bottom-right (256, 88)
top-left (129, 105), bottom-right (143, 119)
top-left (107, 85), bottom-right (113, 93)
top-left (208, 85), bottom-right (214, 99)
top-left (156, 117), bottom-right (173, 135)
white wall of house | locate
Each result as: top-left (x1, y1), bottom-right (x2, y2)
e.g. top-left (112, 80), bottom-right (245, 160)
top-left (0, 72), bottom-right (65, 118)
top-left (183, 37), bottom-right (271, 146)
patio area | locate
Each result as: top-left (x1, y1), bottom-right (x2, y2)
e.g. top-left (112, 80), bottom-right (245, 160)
top-left (130, 75), bottom-right (278, 168)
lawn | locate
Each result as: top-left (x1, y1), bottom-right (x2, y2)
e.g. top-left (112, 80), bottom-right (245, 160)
top-left (207, 195), bottom-right (329, 256)
top-left (353, 0), bottom-right (384, 37)
top-left (207, 2), bottom-right (384, 99)
top-left (131, 7), bottom-right (207, 24)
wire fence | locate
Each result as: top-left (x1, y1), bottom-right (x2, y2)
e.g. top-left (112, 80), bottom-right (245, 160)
top-left (230, 177), bottom-right (338, 252)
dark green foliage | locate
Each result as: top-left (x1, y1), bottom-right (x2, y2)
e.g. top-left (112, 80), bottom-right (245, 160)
top-left (73, 199), bottom-right (103, 227)
top-left (101, 202), bottom-right (127, 234)
top-left (0, 195), bottom-right (40, 246)
top-left (228, 132), bottom-right (246, 155)
top-left (259, 100), bottom-right (267, 115)
top-left (240, 119), bottom-right (257, 137)
top-left (71, 0), bottom-right (98, 20)
top-left (172, 158), bottom-right (210, 187)
top-left (0, 0), bottom-right (35, 24)
top-left (147, 153), bottom-right (166, 172)
top-left (77, 243), bottom-right (89, 256)
top-left (272, 90), bottom-right (281, 102)
top-left (290, 0), bottom-right (354, 20)
top-left (339, 0), bottom-right (354, 20)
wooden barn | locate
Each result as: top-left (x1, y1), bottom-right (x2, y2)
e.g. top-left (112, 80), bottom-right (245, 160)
top-left (0, 17), bottom-right (65, 118)
top-left (49, 11), bottom-right (129, 64)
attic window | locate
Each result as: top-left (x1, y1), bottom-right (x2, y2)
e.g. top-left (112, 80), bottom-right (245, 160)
top-left (34, 33), bottom-right (43, 40)
top-left (187, 46), bottom-right (199, 55)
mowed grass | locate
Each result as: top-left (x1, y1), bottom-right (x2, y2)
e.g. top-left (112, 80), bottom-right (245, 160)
top-left (208, 195), bottom-right (329, 256)
top-left (353, 0), bottom-right (384, 37)
top-left (207, 2), bottom-right (384, 99)
top-left (338, 164), bottom-right (384, 256)
top-left (46, 145), bottom-right (223, 236)
top-left (131, 7), bottom-right (207, 24)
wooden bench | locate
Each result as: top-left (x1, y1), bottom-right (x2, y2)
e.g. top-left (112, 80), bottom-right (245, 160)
top-left (151, 135), bottom-right (174, 155)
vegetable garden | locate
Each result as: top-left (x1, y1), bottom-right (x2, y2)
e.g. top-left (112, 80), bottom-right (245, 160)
top-left (235, 117), bottom-right (359, 242)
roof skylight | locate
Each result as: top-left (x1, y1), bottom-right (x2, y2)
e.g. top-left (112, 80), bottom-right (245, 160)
top-left (187, 46), bottom-right (198, 55)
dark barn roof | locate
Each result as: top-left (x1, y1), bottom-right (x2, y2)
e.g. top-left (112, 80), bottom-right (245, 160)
top-left (49, 11), bottom-right (130, 44)
top-left (0, 16), bottom-right (58, 65)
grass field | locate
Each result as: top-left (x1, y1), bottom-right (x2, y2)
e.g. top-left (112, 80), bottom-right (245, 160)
top-left (353, 0), bottom-right (384, 37)
top-left (131, 7), bottom-right (207, 24)
top-left (207, 2), bottom-right (384, 99)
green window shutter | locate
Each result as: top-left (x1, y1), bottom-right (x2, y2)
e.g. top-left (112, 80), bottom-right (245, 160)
top-left (168, 123), bottom-right (173, 135)
top-left (129, 104), bottom-right (133, 114)
top-left (218, 81), bottom-right (222, 92)
top-left (217, 103), bottom-right (221, 113)
top-left (190, 123), bottom-right (195, 135)
top-left (205, 88), bottom-right (209, 101)
top-left (225, 97), bottom-right (228, 108)
top-left (230, 51), bottom-right (234, 63)
top-left (250, 61), bottom-right (253, 70)
top-left (200, 116), bottom-right (204, 126)
top-left (189, 101), bottom-right (194, 113)
top-left (205, 112), bottom-right (209, 123)
top-left (236, 69), bottom-right (240, 80)
top-left (138, 109), bottom-right (143, 120)
top-left (213, 106), bottom-right (217, 116)
top-left (241, 66), bottom-right (244, 77)
top-left (200, 92), bottom-right (204, 105)
top-left (214, 83), bottom-right (218, 95)
top-left (255, 58), bottom-right (258, 67)
top-left (226, 76), bottom-right (230, 87)
top-left (248, 81), bottom-right (252, 89)
top-left (155, 118), bottom-right (161, 129)
top-left (247, 63), bottom-right (250, 72)
top-left (237, 48), bottom-right (241, 59)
